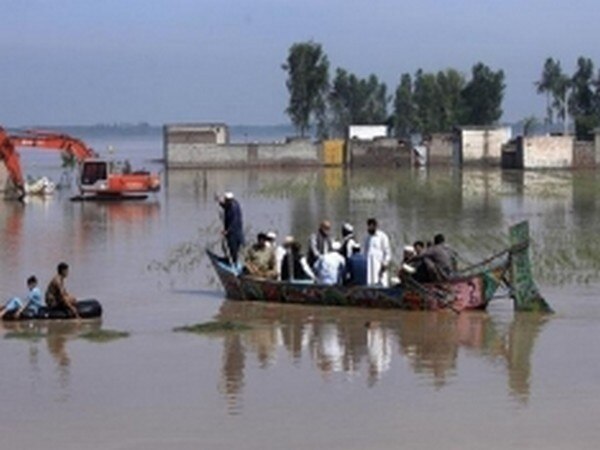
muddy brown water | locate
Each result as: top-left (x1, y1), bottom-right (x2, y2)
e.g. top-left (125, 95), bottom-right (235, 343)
top-left (2, 155), bottom-right (600, 448)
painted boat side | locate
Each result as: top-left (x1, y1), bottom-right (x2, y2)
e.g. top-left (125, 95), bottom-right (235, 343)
top-left (207, 250), bottom-right (503, 311)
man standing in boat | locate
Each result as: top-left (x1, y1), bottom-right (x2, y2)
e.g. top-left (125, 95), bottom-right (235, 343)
top-left (307, 220), bottom-right (333, 268)
top-left (339, 222), bottom-right (359, 260)
top-left (363, 218), bottom-right (391, 287)
top-left (218, 191), bottom-right (245, 265)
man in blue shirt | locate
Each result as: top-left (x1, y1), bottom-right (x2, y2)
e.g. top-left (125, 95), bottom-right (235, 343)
top-left (346, 243), bottom-right (368, 286)
top-left (0, 276), bottom-right (43, 319)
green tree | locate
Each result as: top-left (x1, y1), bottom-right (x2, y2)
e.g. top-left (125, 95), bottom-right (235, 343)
top-left (536, 58), bottom-right (571, 132)
top-left (362, 74), bottom-right (388, 125)
top-left (570, 57), bottom-right (597, 139)
top-left (552, 74), bottom-right (571, 132)
top-left (460, 63), bottom-right (505, 125)
top-left (328, 69), bottom-right (388, 137)
top-left (536, 58), bottom-right (562, 125)
top-left (392, 73), bottom-right (415, 138)
top-left (282, 41), bottom-right (329, 137)
top-left (436, 69), bottom-right (466, 130)
top-left (413, 69), bottom-right (441, 136)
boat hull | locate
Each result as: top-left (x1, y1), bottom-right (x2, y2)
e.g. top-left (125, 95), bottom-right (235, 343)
top-left (207, 251), bottom-right (506, 311)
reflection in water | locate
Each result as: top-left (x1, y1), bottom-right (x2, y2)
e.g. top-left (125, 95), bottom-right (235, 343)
top-left (220, 333), bottom-right (245, 414)
top-left (0, 201), bottom-right (25, 267)
top-left (504, 314), bottom-right (548, 402)
top-left (214, 302), bottom-right (548, 413)
top-left (76, 201), bottom-right (160, 241)
top-left (1, 320), bottom-right (101, 397)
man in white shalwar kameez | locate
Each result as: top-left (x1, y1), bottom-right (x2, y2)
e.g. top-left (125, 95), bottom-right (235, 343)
top-left (363, 218), bottom-right (391, 286)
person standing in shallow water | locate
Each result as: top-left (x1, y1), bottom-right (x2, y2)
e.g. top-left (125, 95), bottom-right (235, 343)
top-left (218, 192), bottom-right (245, 264)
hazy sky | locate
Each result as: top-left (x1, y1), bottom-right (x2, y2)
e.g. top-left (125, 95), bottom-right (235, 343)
top-left (2, 0), bottom-right (599, 126)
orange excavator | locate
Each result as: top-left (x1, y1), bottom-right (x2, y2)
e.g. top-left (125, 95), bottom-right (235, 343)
top-left (0, 127), bottom-right (160, 200)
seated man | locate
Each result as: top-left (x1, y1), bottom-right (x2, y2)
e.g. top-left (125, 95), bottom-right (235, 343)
top-left (345, 243), bottom-right (367, 286)
top-left (280, 237), bottom-right (317, 282)
top-left (314, 243), bottom-right (346, 286)
top-left (401, 241), bottom-right (429, 282)
top-left (244, 232), bottom-right (277, 279)
top-left (46, 262), bottom-right (80, 319)
top-left (0, 276), bottom-right (43, 319)
top-left (412, 234), bottom-right (457, 282)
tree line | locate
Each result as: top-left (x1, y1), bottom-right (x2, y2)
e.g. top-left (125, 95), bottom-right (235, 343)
top-left (283, 41), bottom-right (600, 141)
top-left (536, 56), bottom-right (600, 139)
top-left (282, 41), bottom-right (505, 139)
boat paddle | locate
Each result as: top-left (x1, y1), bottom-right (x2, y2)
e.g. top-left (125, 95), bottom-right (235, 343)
top-left (221, 236), bottom-right (246, 301)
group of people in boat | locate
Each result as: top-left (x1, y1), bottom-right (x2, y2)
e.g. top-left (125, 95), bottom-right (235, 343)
top-left (0, 262), bottom-right (80, 319)
top-left (217, 192), bottom-right (458, 287)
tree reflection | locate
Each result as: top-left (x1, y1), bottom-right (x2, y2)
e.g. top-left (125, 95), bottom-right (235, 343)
top-left (214, 302), bottom-right (548, 412)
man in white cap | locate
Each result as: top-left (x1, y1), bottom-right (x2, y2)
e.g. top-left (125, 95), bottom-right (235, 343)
top-left (217, 191), bottom-right (244, 264)
top-left (339, 222), bottom-right (358, 260)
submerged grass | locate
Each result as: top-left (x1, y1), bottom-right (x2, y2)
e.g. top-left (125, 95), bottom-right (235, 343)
top-left (79, 329), bottom-right (130, 343)
top-left (174, 320), bottom-right (252, 335)
top-left (3, 329), bottom-right (46, 341)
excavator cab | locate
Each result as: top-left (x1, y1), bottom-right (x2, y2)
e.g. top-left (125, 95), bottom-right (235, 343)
top-left (80, 160), bottom-right (108, 186)
top-left (78, 158), bottom-right (160, 197)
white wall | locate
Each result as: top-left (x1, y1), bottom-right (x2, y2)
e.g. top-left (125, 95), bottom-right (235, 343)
top-left (461, 127), bottom-right (511, 164)
top-left (523, 136), bottom-right (573, 169)
top-left (348, 125), bottom-right (387, 140)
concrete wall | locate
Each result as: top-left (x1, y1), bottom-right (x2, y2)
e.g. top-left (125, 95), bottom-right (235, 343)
top-left (521, 135), bottom-right (573, 169)
top-left (594, 130), bottom-right (600, 164)
top-left (166, 138), bottom-right (321, 168)
top-left (165, 123), bottom-right (229, 147)
top-left (573, 141), bottom-right (596, 169)
top-left (347, 138), bottom-right (412, 167)
top-left (427, 133), bottom-right (456, 166)
top-left (460, 127), bottom-right (511, 165)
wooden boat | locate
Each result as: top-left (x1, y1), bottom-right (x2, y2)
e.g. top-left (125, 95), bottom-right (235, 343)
top-left (1, 299), bottom-right (102, 321)
top-left (208, 222), bottom-right (551, 312)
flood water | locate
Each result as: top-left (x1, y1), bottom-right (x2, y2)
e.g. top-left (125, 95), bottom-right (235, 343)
top-left (2, 135), bottom-right (600, 449)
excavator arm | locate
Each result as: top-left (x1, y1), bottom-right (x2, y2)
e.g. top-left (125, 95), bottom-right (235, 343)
top-left (0, 127), bottom-right (97, 194)
top-left (0, 127), bottom-right (25, 194)
top-left (9, 130), bottom-right (97, 161)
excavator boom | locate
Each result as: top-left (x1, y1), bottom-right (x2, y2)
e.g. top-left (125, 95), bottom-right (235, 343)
top-left (0, 127), bottom-right (25, 193)
top-left (9, 129), bottom-right (96, 161)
